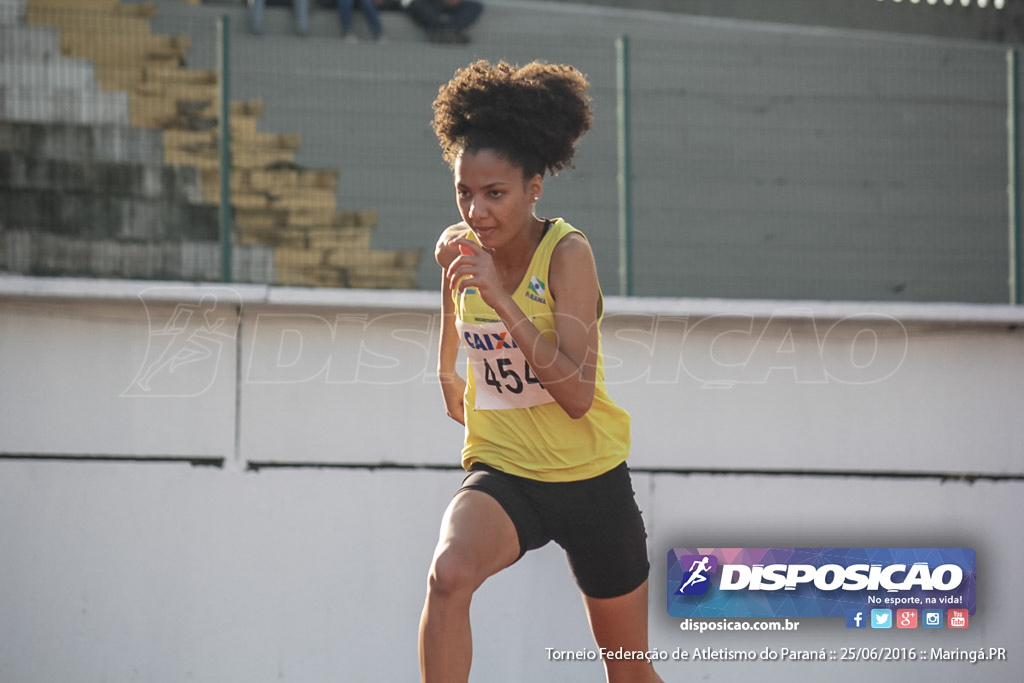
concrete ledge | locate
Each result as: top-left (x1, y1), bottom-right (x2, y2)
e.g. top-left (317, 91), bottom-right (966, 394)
top-left (0, 60), bottom-right (99, 88)
top-left (2, 87), bottom-right (130, 125)
top-left (0, 0), bottom-right (24, 28)
top-left (0, 192), bottom-right (218, 241)
top-left (2, 274), bottom-right (1021, 324)
top-left (0, 25), bottom-right (60, 59)
top-left (0, 120), bottom-right (164, 165)
top-left (0, 151), bottom-right (204, 200)
top-left (603, 294), bottom-right (1024, 325)
top-left (0, 273), bottom-right (268, 303)
top-left (0, 237), bottom-right (274, 282)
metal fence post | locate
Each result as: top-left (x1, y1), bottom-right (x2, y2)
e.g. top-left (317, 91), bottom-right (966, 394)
top-left (616, 34), bottom-right (633, 297)
top-left (1009, 48), bottom-right (1022, 305)
top-left (218, 15), bottom-right (233, 283)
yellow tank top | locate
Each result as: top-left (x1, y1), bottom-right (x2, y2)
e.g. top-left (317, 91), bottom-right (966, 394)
top-left (454, 218), bottom-right (631, 482)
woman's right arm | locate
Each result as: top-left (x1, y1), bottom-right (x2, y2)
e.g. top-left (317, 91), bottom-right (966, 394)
top-left (436, 224), bottom-right (468, 425)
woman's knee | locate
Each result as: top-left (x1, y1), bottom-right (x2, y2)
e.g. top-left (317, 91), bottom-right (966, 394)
top-left (427, 543), bottom-right (483, 599)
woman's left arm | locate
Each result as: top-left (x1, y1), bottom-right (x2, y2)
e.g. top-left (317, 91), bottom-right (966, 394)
top-left (534, 233), bottom-right (601, 418)
top-left (447, 234), bottom-right (600, 418)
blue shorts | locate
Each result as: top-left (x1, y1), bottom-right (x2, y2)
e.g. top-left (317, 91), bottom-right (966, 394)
top-left (458, 462), bottom-right (651, 599)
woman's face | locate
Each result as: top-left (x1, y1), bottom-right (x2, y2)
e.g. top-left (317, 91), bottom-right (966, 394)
top-left (453, 148), bottom-right (543, 251)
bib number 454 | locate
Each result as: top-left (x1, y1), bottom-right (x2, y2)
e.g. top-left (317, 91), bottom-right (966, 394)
top-left (483, 357), bottom-right (544, 394)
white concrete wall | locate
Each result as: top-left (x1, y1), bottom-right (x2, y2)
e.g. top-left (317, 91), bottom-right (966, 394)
top-left (1, 276), bottom-right (1022, 681)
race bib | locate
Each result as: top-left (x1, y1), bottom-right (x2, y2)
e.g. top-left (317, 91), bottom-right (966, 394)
top-left (457, 320), bottom-right (555, 410)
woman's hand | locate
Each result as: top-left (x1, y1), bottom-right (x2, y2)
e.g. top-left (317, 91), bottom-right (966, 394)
top-left (438, 371), bottom-right (467, 425)
top-left (444, 238), bottom-right (513, 312)
top-left (435, 226), bottom-right (472, 425)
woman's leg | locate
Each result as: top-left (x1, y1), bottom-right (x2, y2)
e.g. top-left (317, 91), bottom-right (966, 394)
top-left (583, 579), bottom-right (665, 683)
top-left (419, 490), bottom-right (520, 683)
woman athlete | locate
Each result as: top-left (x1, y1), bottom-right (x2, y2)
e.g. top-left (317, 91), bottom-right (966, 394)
top-left (419, 60), bottom-right (663, 683)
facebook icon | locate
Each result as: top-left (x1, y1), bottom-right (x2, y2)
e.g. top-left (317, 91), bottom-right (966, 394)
top-left (845, 609), bottom-right (867, 629)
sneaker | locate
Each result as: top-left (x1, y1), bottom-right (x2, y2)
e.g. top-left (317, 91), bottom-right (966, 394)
top-left (428, 28), bottom-right (468, 44)
top-left (427, 28), bottom-right (462, 44)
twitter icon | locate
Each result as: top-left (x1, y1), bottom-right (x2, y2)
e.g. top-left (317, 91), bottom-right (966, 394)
top-left (870, 609), bottom-right (892, 629)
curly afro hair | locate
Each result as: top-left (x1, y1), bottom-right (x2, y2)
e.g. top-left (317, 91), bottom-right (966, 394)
top-left (431, 60), bottom-right (593, 178)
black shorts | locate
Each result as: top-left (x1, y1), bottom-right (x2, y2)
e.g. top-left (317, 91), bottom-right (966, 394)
top-left (458, 462), bottom-right (651, 599)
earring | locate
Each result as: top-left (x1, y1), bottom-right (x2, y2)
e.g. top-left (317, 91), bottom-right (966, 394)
top-left (532, 196), bottom-right (539, 202)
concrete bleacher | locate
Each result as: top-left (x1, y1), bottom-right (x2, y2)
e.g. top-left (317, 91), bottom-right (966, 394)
top-left (0, 113), bottom-right (279, 280)
top-left (0, 19), bottom-right (132, 124)
top-left (0, 0), bottom-right (418, 287)
top-left (0, 0), bottom-right (263, 282)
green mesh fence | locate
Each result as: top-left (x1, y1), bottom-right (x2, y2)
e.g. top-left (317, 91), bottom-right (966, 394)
top-left (0, 0), bottom-right (1018, 302)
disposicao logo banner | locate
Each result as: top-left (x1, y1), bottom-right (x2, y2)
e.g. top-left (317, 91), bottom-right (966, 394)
top-left (667, 548), bottom-right (976, 619)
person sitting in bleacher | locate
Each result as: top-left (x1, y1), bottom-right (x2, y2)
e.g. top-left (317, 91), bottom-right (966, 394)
top-left (339, 0), bottom-right (386, 42)
top-left (400, 0), bottom-right (482, 44)
top-left (249, 0), bottom-right (384, 40)
top-left (249, 0), bottom-right (310, 36)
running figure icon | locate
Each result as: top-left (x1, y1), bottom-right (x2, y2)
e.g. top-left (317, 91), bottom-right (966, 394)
top-left (678, 556), bottom-right (712, 594)
top-left (123, 288), bottom-right (240, 398)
